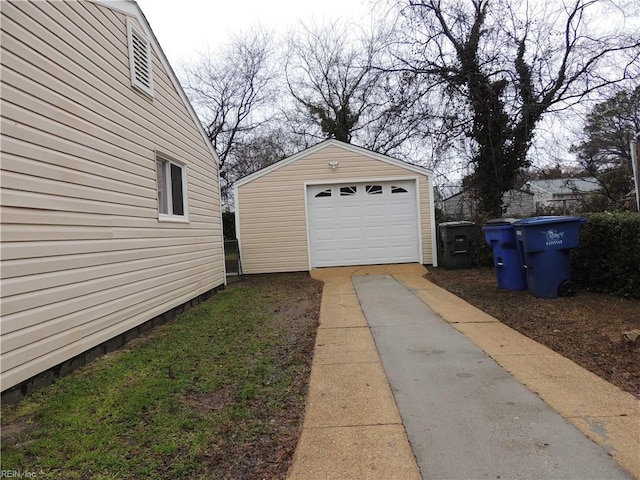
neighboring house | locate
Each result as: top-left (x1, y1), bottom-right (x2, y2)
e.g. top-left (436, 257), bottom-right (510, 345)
top-left (443, 189), bottom-right (535, 219)
top-left (1, 0), bottom-right (225, 397)
top-left (526, 177), bottom-right (601, 213)
top-left (234, 140), bottom-right (437, 273)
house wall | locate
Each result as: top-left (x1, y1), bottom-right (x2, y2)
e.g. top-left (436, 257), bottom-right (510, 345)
top-left (503, 190), bottom-right (535, 217)
top-left (0, 0), bottom-right (225, 391)
top-left (526, 177), bottom-right (602, 213)
top-left (443, 190), bottom-right (534, 219)
top-left (443, 192), bottom-right (477, 219)
top-left (529, 188), bottom-right (553, 211)
top-left (236, 144), bottom-right (434, 274)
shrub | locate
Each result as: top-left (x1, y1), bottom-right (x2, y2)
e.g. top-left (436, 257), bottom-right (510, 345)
top-left (222, 211), bottom-right (236, 240)
top-left (470, 224), bottom-right (494, 267)
top-left (572, 211), bottom-right (640, 299)
top-left (467, 214), bottom-right (506, 268)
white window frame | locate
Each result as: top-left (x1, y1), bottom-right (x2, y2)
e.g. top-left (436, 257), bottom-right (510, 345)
top-left (127, 19), bottom-right (154, 98)
top-left (156, 155), bottom-right (189, 222)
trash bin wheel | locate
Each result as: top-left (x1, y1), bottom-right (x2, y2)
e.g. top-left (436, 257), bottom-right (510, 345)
top-left (558, 280), bottom-right (578, 297)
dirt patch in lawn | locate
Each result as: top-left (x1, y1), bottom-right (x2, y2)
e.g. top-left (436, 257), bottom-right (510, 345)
top-left (425, 267), bottom-right (640, 399)
top-left (204, 273), bottom-right (323, 480)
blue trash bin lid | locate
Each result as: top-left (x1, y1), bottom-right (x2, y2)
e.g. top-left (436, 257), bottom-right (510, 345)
top-left (513, 215), bottom-right (587, 226)
top-left (483, 218), bottom-right (519, 229)
top-left (486, 218), bottom-right (518, 225)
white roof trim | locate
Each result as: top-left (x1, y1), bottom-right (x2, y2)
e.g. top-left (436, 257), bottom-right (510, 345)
top-left (91, 0), bottom-right (219, 166)
top-left (234, 139), bottom-right (433, 188)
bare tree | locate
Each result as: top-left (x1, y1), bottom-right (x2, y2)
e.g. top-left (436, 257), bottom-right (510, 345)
top-left (180, 30), bottom-right (278, 205)
top-left (284, 21), bottom-right (428, 156)
top-left (391, 0), bottom-right (640, 216)
top-left (571, 85), bottom-right (640, 208)
top-left (225, 125), bottom-right (294, 180)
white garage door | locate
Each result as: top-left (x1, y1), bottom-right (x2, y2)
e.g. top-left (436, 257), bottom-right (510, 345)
top-left (307, 180), bottom-right (420, 267)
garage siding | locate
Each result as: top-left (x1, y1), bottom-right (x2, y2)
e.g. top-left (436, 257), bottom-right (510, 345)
top-left (236, 144), bottom-right (434, 273)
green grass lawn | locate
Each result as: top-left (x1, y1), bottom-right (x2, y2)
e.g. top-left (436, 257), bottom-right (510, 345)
top-left (1, 273), bottom-right (322, 479)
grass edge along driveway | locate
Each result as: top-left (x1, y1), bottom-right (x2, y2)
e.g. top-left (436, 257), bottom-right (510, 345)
top-left (1, 273), bottom-right (323, 480)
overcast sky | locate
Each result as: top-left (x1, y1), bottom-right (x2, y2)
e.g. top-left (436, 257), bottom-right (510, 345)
top-left (135, 0), bottom-right (375, 64)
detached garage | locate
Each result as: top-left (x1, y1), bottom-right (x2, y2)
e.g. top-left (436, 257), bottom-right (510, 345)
top-left (234, 140), bottom-right (437, 273)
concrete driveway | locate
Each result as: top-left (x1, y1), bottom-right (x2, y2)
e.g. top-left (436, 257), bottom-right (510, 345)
top-left (287, 264), bottom-right (639, 480)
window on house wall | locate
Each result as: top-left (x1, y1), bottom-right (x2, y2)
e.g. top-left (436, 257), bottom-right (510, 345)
top-left (156, 156), bottom-right (187, 220)
top-left (127, 19), bottom-right (154, 97)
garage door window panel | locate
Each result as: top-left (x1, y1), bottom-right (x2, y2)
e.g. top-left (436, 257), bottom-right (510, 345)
top-left (340, 186), bottom-right (357, 196)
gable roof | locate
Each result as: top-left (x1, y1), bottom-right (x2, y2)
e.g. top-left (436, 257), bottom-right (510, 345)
top-left (443, 188), bottom-right (533, 202)
top-left (234, 139), bottom-right (433, 188)
top-left (91, 0), bottom-right (219, 165)
top-left (526, 177), bottom-right (600, 195)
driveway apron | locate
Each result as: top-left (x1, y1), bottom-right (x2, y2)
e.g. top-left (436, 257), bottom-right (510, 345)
top-left (353, 274), bottom-right (634, 480)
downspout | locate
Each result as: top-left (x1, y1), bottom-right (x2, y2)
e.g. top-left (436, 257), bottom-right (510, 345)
top-left (428, 174), bottom-right (439, 267)
top-left (631, 132), bottom-right (640, 212)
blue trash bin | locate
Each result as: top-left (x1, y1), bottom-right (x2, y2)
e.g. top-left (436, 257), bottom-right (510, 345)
top-left (482, 218), bottom-right (527, 291)
top-left (513, 216), bottom-right (587, 298)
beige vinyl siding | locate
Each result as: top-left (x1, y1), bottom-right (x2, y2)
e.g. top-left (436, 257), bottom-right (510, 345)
top-left (420, 175), bottom-right (435, 264)
top-left (237, 144), bottom-right (433, 273)
top-left (0, 1), bottom-right (224, 391)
